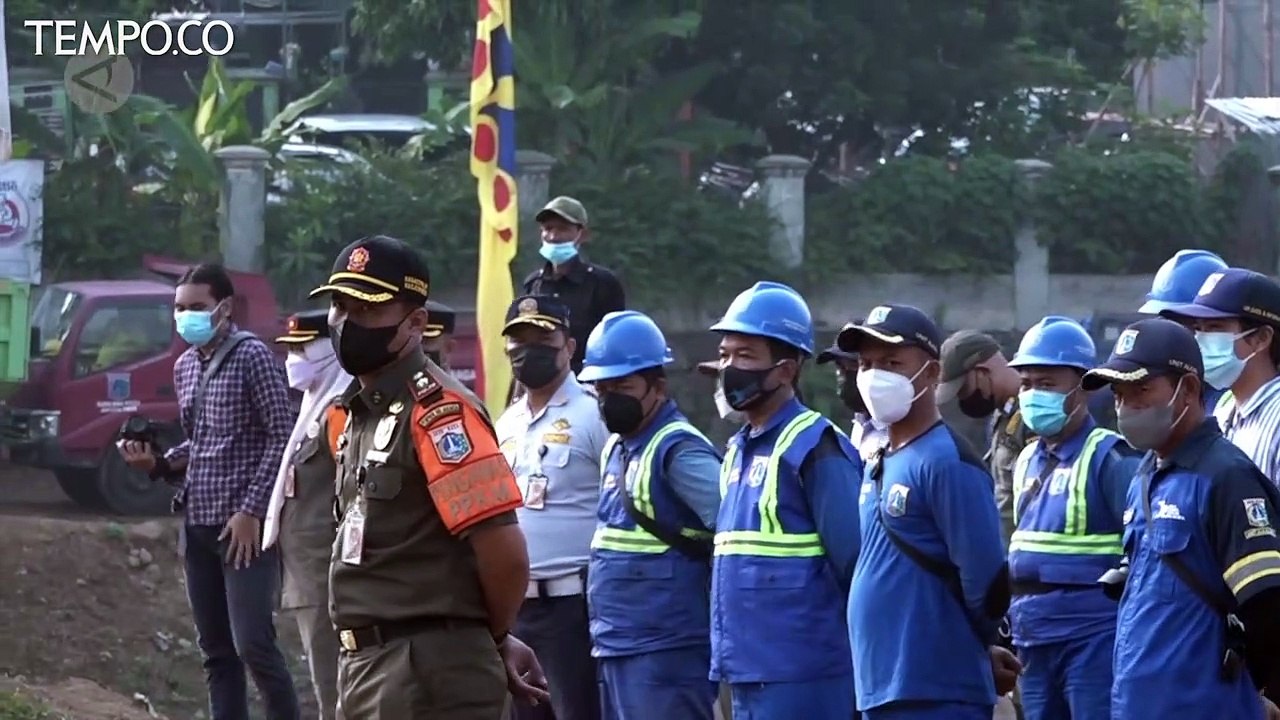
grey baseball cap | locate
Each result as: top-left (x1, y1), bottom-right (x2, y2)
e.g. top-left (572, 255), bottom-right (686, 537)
top-left (935, 330), bottom-right (1002, 404)
top-left (535, 196), bottom-right (588, 226)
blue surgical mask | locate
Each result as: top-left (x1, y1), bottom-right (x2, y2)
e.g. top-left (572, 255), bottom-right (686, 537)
top-left (1196, 330), bottom-right (1256, 390)
top-left (174, 303), bottom-right (223, 346)
top-left (539, 241), bottom-right (579, 266)
top-left (1018, 388), bottom-right (1074, 437)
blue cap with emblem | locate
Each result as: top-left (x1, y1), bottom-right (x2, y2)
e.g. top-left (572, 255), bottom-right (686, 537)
top-left (1082, 318), bottom-right (1204, 391)
top-left (1158, 267), bottom-right (1280, 327)
top-left (503, 294), bottom-right (571, 334)
top-left (835, 304), bottom-right (942, 358)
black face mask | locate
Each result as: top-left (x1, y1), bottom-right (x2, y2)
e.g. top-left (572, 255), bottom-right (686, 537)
top-left (958, 391), bottom-right (998, 418)
top-left (837, 373), bottom-right (866, 414)
top-left (720, 365), bottom-right (780, 411)
top-left (331, 316), bottom-right (408, 376)
top-left (599, 391), bottom-right (648, 435)
top-left (512, 344), bottom-right (563, 389)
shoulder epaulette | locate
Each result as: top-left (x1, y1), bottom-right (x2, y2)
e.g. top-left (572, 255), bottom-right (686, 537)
top-left (408, 370), bottom-right (444, 406)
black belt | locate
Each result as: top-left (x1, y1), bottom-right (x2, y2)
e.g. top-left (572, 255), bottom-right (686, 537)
top-left (1010, 579), bottom-right (1093, 596)
top-left (336, 616), bottom-right (484, 653)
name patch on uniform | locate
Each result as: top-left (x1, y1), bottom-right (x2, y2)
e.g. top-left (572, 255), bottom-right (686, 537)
top-left (429, 420), bottom-right (473, 464)
top-left (542, 432), bottom-right (570, 445)
top-left (418, 401), bottom-right (462, 428)
top-left (1152, 500), bottom-right (1185, 521)
top-left (1048, 468), bottom-right (1071, 496)
top-left (747, 456), bottom-right (768, 488)
top-left (1244, 498), bottom-right (1271, 528)
top-left (886, 483), bottom-right (910, 516)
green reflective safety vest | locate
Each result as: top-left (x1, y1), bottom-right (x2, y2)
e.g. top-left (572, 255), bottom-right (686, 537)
top-left (713, 410), bottom-right (829, 559)
top-left (1009, 427), bottom-right (1124, 558)
top-left (590, 420), bottom-right (714, 554)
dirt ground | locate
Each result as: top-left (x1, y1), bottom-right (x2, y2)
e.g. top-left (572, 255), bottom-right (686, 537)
top-left (0, 466), bottom-right (317, 720)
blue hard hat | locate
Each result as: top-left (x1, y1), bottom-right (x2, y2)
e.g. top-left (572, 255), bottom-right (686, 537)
top-left (1139, 249), bottom-right (1228, 314)
top-left (1009, 316), bottom-right (1096, 371)
top-left (709, 281), bottom-right (814, 355)
top-left (578, 311), bottom-right (674, 383)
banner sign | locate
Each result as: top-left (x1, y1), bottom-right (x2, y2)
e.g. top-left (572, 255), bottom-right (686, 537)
top-left (0, 160), bottom-right (44, 285)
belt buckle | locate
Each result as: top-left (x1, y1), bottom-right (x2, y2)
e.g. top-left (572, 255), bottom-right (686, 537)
top-left (339, 629), bottom-right (358, 652)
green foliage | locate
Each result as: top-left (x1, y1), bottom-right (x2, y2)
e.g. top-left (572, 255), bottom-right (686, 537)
top-left (805, 156), bottom-right (1024, 276)
top-left (262, 150), bottom-right (777, 309)
top-left (0, 691), bottom-right (54, 720)
top-left (1036, 146), bottom-right (1220, 272)
top-left (1120, 0), bottom-right (1206, 61)
top-left (264, 150), bottom-right (479, 307)
top-left (549, 162), bottom-right (778, 306)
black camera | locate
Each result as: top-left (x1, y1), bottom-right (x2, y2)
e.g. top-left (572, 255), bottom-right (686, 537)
top-left (118, 414), bottom-right (158, 445)
top-left (1098, 557), bottom-right (1130, 601)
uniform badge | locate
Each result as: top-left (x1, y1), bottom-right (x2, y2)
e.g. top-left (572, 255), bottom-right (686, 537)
top-left (410, 371), bottom-right (442, 404)
top-left (746, 456), bottom-right (769, 488)
top-left (429, 419), bottom-right (473, 464)
top-left (727, 467), bottom-right (742, 486)
top-left (625, 461), bottom-right (640, 492)
top-left (552, 418), bottom-right (571, 431)
top-left (373, 414), bottom-right (398, 450)
top-left (1115, 329), bottom-right (1138, 355)
top-left (347, 246), bottom-right (370, 272)
top-left (389, 400), bottom-right (404, 414)
top-left (1198, 272), bottom-right (1224, 298)
top-left (603, 473), bottom-right (617, 490)
top-left (1048, 468), bottom-right (1071, 496)
top-left (306, 420), bottom-right (320, 439)
top-left (518, 297), bottom-right (538, 315)
top-left (886, 483), bottom-right (911, 517)
top-left (1243, 498), bottom-right (1271, 528)
top-left (866, 306), bottom-right (891, 325)
top-left (419, 401), bottom-right (462, 428)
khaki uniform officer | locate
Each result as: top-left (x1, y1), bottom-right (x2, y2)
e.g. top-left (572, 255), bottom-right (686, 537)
top-left (263, 310), bottom-right (353, 720)
top-left (310, 235), bottom-right (541, 720)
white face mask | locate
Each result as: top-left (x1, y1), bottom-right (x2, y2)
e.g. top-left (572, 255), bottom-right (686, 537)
top-left (856, 364), bottom-right (931, 426)
top-left (714, 385), bottom-right (747, 424)
top-left (285, 342), bottom-right (338, 390)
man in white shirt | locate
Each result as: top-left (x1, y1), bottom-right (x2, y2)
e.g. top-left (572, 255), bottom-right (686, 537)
top-left (1160, 267), bottom-right (1280, 484)
top-left (496, 294), bottom-right (609, 720)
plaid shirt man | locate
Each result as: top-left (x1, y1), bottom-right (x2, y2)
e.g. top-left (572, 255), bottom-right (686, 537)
top-left (165, 325), bottom-right (293, 526)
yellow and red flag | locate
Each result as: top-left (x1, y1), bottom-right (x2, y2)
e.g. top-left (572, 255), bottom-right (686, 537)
top-left (470, 0), bottom-right (518, 412)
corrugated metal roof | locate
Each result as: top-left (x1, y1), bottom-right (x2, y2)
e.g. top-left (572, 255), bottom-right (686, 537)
top-left (1206, 97), bottom-right (1280, 134)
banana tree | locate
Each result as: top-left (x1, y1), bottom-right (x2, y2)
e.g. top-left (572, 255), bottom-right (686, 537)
top-left (513, 7), bottom-right (756, 173)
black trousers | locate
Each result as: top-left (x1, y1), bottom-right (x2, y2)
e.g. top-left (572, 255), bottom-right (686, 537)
top-left (511, 594), bottom-right (600, 720)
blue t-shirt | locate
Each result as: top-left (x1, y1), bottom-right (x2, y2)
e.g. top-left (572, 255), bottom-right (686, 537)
top-left (850, 421), bottom-right (1007, 711)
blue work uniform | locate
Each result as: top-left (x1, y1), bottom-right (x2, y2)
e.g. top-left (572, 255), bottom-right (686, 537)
top-left (711, 397), bottom-right (863, 719)
top-left (1007, 420), bottom-right (1140, 720)
top-left (1113, 418), bottom-right (1280, 719)
top-left (851, 421), bottom-right (1008, 720)
top-left (588, 400), bottom-right (722, 720)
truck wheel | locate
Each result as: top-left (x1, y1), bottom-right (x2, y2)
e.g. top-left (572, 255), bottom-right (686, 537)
top-left (55, 468), bottom-right (107, 510)
top-left (95, 449), bottom-right (176, 516)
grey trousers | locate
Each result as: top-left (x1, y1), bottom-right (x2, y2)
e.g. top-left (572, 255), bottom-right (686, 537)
top-left (293, 606), bottom-right (340, 720)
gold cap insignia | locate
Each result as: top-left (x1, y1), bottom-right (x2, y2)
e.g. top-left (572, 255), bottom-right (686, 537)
top-left (518, 298), bottom-right (538, 315)
top-left (347, 247), bottom-right (370, 272)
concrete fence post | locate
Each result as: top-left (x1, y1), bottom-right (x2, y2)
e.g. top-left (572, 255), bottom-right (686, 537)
top-left (1013, 159), bottom-right (1053, 330)
top-left (516, 150), bottom-right (557, 245)
top-left (214, 145), bottom-right (271, 273)
top-left (757, 155), bottom-right (811, 269)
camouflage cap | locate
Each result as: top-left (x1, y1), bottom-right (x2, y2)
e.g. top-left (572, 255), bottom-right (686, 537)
top-left (535, 196), bottom-right (588, 226)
